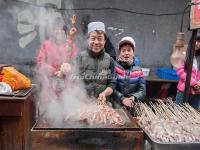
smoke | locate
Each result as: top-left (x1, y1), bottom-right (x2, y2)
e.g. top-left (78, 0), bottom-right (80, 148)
top-left (36, 66), bottom-right (96, 127)
top-left (0, 1), bottom-right (97, 128)
top-left (34, 0), bottom-right (98, 128)
top-left (44, 100), bottom-right (63, 127)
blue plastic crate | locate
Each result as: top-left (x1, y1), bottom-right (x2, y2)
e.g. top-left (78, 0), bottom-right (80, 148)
top-left (156, 68), bottom-right (178, 80)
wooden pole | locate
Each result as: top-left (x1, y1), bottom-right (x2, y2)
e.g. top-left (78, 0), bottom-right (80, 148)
top-left (183, 29), bottom-right (197, 102)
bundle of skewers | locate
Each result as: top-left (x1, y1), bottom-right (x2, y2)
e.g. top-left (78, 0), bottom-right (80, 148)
top-left (135, 99), bottom-right (200, 143)
top-left (79, 104), bottom-right (125, 127)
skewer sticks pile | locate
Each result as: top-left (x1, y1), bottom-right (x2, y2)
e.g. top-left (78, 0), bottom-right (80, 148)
top-left (135, 99), bottom-right (200, 143)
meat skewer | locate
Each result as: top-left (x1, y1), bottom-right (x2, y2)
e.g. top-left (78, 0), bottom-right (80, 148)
top-left (79, 104), bottom-right (125, 127)
top-left (135, 99), bottom-right (200, 143)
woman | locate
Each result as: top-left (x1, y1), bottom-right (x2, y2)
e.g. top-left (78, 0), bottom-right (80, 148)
top-left (176, 35), bottom-right (200, 111)
top-left (35, 17), bottom-right (78, 115)
top-left (36, 17), bottom-right (77, 77)
top-left (112, 36), bottom-right (146, 113)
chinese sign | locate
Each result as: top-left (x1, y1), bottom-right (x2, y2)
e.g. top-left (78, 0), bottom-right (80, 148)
top-left (190, 0), bottom-right (200, 29)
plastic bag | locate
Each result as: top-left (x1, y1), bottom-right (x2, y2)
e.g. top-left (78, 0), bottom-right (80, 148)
top-left (0, 82), bottom-right (12, 94)
top-left (1, 67), bottom-right (31, 90)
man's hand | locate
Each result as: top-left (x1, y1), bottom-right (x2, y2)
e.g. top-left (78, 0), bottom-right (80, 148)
top-left (122, 97), bottom-right (134, 108)
top-left (97, 87), bottom-right (113, 105)
top-left (97, 92), bottom-right (106, 105)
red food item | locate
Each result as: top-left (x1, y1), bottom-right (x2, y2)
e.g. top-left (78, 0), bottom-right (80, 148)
top-left (0, 74), bottom-right (3, 81)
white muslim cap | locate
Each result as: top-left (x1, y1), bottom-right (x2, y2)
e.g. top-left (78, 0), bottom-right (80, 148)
top-left (88, 21), bottom-right (105, 33)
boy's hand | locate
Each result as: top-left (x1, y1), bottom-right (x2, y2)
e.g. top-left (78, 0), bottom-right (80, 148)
top-left (130, 96), bottom-right (135, 102)
top-left (122, 97), bottom-right (134, 108)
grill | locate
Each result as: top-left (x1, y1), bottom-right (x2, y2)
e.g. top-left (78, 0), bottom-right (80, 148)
top-left (31, 109), bottom-right (144, 150)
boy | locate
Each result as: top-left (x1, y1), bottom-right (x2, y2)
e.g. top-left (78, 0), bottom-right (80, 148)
top-left (113, 36), bottom-right (146, 111)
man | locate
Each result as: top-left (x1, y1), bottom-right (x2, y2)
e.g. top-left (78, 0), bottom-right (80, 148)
top-left (64, 21), bottom-right (116, 104)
